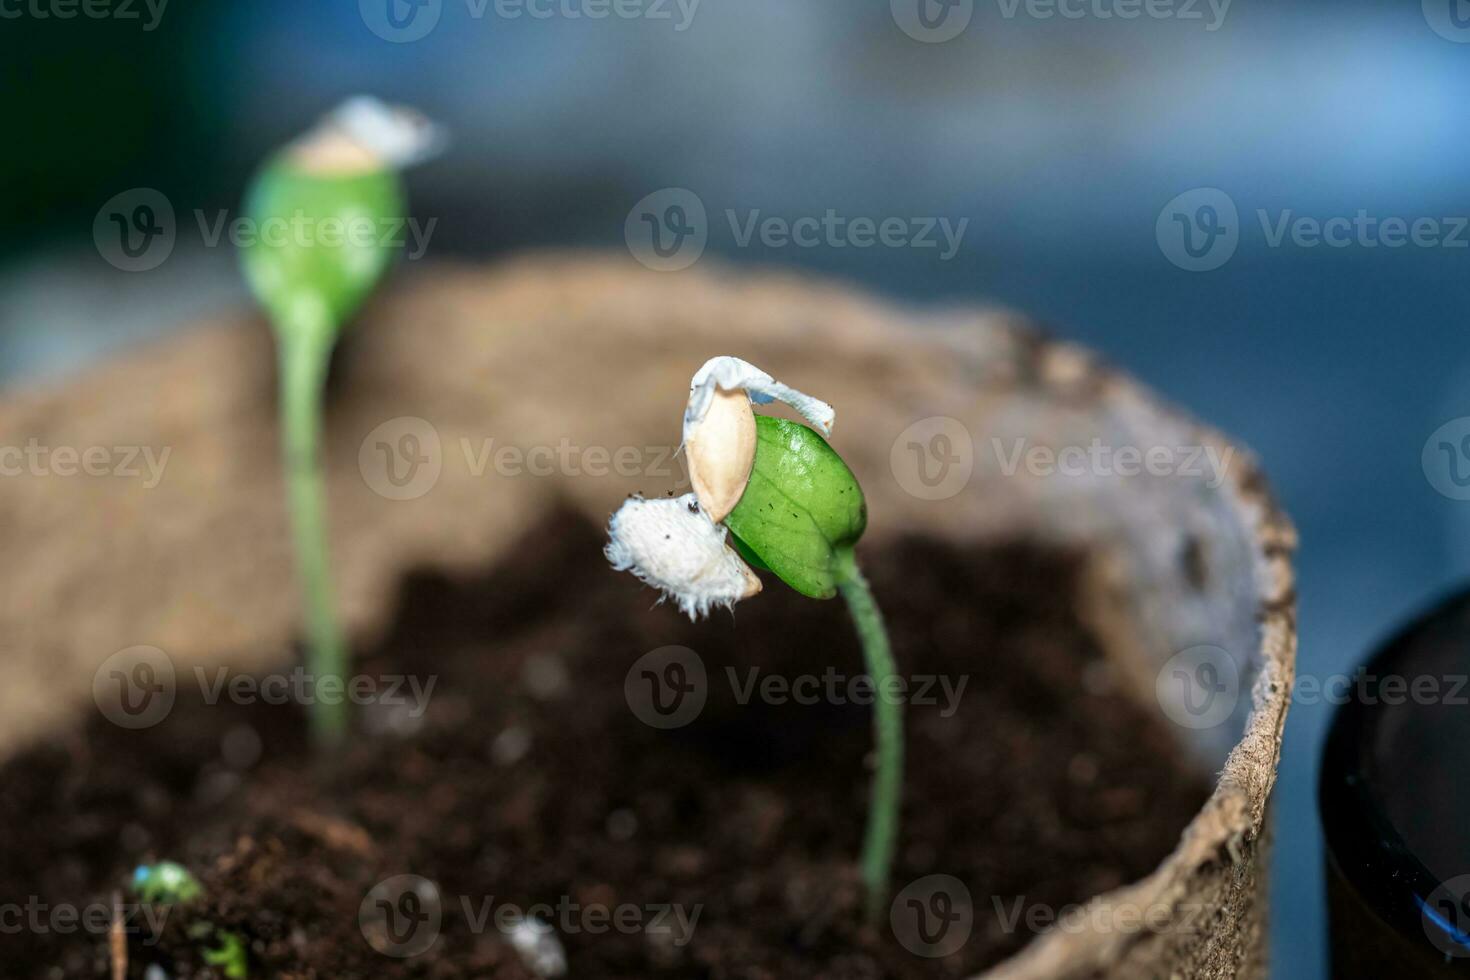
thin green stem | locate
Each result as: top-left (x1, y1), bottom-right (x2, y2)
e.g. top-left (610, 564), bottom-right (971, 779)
top-left (834, 546), bottom-right (903, 923)
top-left (275, 311), bottom-right (347, 748)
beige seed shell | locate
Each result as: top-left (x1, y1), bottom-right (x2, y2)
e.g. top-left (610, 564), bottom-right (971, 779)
top-left (686, 386), bottom-right (756, 523)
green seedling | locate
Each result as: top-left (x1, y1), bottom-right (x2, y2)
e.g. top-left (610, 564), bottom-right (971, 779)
top-left (606, 356), bottom-right (901, 920)
top-left (132, 862), bottom-right (249, 977)
top-left (195, 924), bottom-right (250, 979)
top-left (130, 861), bottom-right (203, 905)
top-left (238, 97), bottom-right (442, 746)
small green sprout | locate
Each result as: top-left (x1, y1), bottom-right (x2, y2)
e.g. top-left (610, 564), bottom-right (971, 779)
top-left (238, 97), bottom-right (442, 747)
top-left (130, 861), bottom-right (203, 905)
top-left (606, 356), bottom-right (902, 920)
top-left (197, 926), bottom-right (250, 979)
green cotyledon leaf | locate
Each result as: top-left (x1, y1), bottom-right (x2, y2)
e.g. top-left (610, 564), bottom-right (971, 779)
top-left (240, 159), bottom-right (404, 340)
top-left (725, 415), bottom-right (866, 599)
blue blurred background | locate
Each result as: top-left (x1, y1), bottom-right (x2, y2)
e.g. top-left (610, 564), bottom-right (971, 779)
top-left (6, 2), bottom-right (1470, 976)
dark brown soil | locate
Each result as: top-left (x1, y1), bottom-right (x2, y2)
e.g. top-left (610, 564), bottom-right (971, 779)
top-left (0, 508), bottom-right (1210, 979)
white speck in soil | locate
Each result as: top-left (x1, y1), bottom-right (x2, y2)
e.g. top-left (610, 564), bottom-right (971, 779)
top-left (606, 808), bottom-right (638, 841)
top-left (221, 724), bottom-right (263, 770)
top-left (502, 917), bottom-right (568, 977)
top-left (1068, 753), bottom-right (1100, 786)
top-left (491, 725), bottom-right (532, 766)
top-left (522, 653), bottom-right (570, 701)
top-left (193, 768), bottom-right (240, 806)
top-left (1082, 660), bottom-right (1116, 696)
top-left (362, 698), bottom-right (427, 738)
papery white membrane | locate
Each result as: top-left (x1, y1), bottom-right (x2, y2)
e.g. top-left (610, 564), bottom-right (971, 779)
top-left (683, 356), bottom-right (835, 448)
top-left (605, 493), bottom-right (759, 619)
top-left (328, 96), bottom-right (447, 168)
top-left (501, 917), bottom-right (567, 978)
